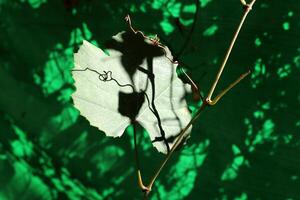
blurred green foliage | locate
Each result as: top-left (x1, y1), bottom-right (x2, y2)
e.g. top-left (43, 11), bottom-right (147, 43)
top-left (0, 0), bottom-right (300, 199)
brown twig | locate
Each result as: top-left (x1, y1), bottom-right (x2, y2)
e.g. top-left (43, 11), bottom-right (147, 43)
top-left (125, 0), bottom-right (256, 197)
top-left (206, 0), bottom-right (256, 105)
top-left (142, 0), bottom-right (257, 197)
top-left (132, 120), bottom-right (149, 192)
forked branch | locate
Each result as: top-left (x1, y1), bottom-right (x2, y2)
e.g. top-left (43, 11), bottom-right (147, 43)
top-left (206, 0), bottom-right (255, 105)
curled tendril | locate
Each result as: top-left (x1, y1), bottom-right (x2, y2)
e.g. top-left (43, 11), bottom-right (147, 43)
top-left (72, 67), bottom-right (157, 116)
top-left (99, 71), bottom-right (112, 81)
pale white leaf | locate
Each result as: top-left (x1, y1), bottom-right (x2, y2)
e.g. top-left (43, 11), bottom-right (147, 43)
top-left (71, 31), bottom-right (192, 154)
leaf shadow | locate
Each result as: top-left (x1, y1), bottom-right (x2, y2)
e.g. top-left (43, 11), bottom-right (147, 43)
top-left (104, 31), bottom-right (186, 153)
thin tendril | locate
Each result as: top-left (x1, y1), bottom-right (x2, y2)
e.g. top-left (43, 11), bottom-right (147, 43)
top-left (72, 67), bottom-right (156, 116)
top-left (72, 68), bottom-right (135, 90)
top-left (125, 14), bottom-right (176, 63)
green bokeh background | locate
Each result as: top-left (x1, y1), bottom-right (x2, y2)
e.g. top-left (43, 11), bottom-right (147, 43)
top-left (1, 0), bottom-right (300, 199)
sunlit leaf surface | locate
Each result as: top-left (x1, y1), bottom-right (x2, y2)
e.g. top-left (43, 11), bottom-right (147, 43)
top-left (72, 35), bottom-right (192, 154)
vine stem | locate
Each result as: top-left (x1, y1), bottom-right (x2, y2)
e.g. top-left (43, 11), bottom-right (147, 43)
top-left (206, 0), bottom-right (256, 104)
top-left (142, 0), bottom-right (257, 197)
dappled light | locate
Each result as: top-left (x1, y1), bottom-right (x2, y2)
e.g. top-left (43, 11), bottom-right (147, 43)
top-left (1, 0), bottom-right (300, 199)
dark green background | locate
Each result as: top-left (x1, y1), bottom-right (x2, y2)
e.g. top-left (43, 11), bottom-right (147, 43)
top-left (1, 0), bottom-right (299, 199)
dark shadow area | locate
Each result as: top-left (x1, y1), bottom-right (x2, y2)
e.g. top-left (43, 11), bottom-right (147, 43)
top-left (118, 91), bottom-right (145, 119)
top-left (105, 31), bottom-right (182, 152)
top-left (105, 31), bottom-right (164, 83)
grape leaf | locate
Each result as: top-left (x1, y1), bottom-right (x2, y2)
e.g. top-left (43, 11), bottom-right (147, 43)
top-left (71, 31), bottom-right (192, 154)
